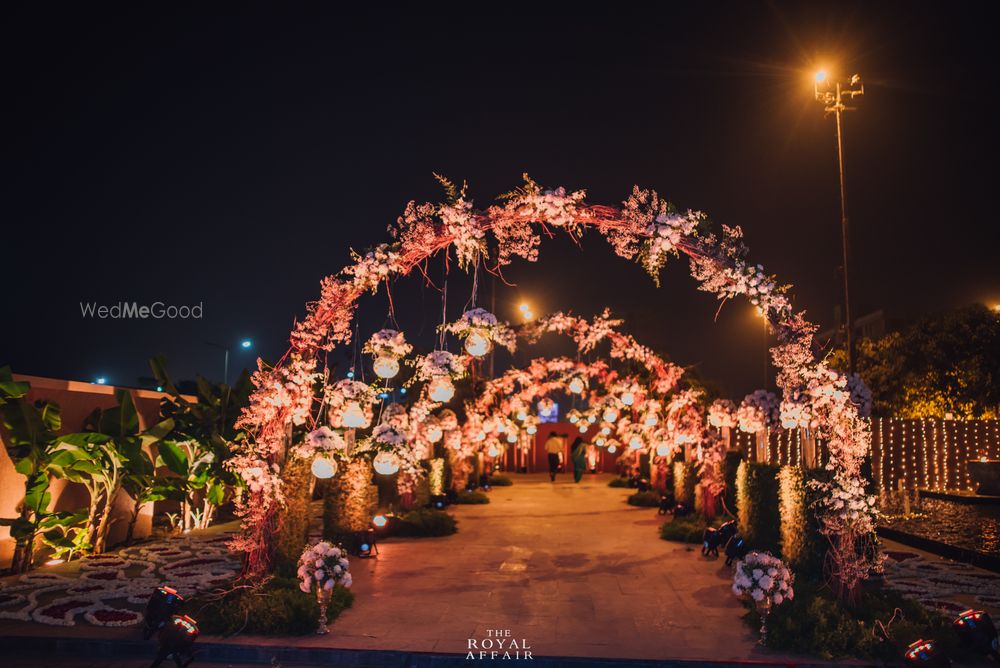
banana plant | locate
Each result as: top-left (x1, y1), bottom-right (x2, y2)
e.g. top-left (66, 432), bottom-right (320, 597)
top-left (120, 439), bottom-right (181, 544)
top-left (156, 438), bottom-right (227, 531)
top-left (50, 389), bottom-right (173, 554)
top-left (0, 367), bottom-right (72, 572)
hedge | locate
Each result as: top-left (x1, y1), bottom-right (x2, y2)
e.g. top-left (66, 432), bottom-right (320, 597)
top-left (735, 461), bottom-right (781, 553)
top-left (672, 462), bottom-right (696, 506)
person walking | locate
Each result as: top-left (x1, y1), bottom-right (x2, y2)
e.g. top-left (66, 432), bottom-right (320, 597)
top-left (570, 436), bottom-right (587, 483)
top-left (545, 432), bottom-right (563, 482)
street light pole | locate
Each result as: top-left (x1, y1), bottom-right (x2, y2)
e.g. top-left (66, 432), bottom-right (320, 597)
top-left (815, 70), bottom-right (864, 374)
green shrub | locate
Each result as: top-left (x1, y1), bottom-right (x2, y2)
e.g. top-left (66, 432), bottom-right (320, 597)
top-left (489, 475), bottom-right (513, 486)
top-left (627, 490), bottom-right (661, 507)
top-left (659, 515), bottom-right (707, 544)
top-left (776, 466), bottom-right (827, 575)
top-left (752, 579), bottom-right (971, 662)
top-left (189, 577), bottom-right (353, 636)
top-left (735, 461), bottom-right (781, 552)
top-left (395, 508), bottom-right (457, 537)
top-left (673, 462), bottom-right (696, 505)
top-left (454, 490), bottom-right (490, 504)
top-left (608, 477), bottom-right (628, 488)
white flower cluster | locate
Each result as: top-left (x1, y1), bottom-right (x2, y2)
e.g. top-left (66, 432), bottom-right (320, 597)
top-left (737, 390), bottom-right (780, 433)
top-left (780, 390), bottom-right (815, 430)
top-left (412, 350), bottom-right (467, 381)
top-left (641, 211), bottom-right (700, 281)
top-left (517, 186), bottom-right (586, 228)
top-left (240, 460), bottom-right (284, 496)
top-left (708, 399), bottom-right (737, 428)
top-left (297, 541), bottom-right (352, 593)
top-left (292, 426), bottom-right (348, 459)
top-left (732, 551), bottom-right (794, 606)
top-left (363, 329), bottom-right (413, 359)
top-left (373, 422), bottom-right (409, 447)
top-left (439, 199), bottom-right (485, 269)
top-left (442, 308), bottom-right (517, 352)
top-left (342, 243), bottom-right (403, 293)
top-left (847, 373), bottom-right (873, 418)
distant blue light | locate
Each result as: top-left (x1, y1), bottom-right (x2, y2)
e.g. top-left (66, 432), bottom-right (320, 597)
top-left (156, 386), bottom-right (164, 392)
top-left (347, 370), bottom-right (355, 379)
top-left (95, 377), bottom-right (107, 385)
top-left (399, 387), bottom-right (407, 395)
top-left (360, 543), bottom-right (370, 551)
top-left (378, 392), bottom-right (389, 400)
top-left (240, 339), bottom-right (252, 349)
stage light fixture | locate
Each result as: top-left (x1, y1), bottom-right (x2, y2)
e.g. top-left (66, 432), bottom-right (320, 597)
top-left (953, 609), bottom-right (999, 660)
top-left (904, 638), bottom-right (951, 667)
top-left (723, 533), bottom-right (749, 567)
top-left (150, 614), bottom-right (198, 668)
top-left (143, 587), bottom-right (185, 640)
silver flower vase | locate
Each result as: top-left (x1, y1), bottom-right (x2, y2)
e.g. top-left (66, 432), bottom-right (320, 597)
top-left (754, 596), bottom-right (772, 646)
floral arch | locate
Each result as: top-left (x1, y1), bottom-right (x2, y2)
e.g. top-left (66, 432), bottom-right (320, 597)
top-left (233, 176), bottom-right (877, 592)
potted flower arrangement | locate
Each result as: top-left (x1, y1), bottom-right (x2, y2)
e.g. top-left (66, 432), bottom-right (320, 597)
top-left (441, 308), bottom-right (515, 358)
top-left (326, 379), bottom-right (377, 429)
top-left (297, 541), bottom-right (352, 634)
top-left (731, 551), bottom-right (794, 645)
top-left (411, 349), bottom-right (467, 402)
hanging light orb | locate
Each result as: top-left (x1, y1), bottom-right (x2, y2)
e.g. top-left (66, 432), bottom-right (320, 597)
top-left (475, 431), bottom-right (487, 441)
top-left (373, 451), bottom-right (400, 475)
top-left (568, 413), bottom-right (579, 424)
top-left (464, 329), bottom-right (492, 357)
top-left (341, 401), bottom-right (369, 429)
top-left (311, 456), bottom-right (338, 479)
top-left (600, 426), bottom-right (611, 436)
top-left (577, 423), bottom-right (588, 433)
top-left (628, 435), bottom-right (643, 449)
top-left (644, 415), bottom-right (659, 427)
top-left (426, 426), bottom-right (443, 443)
top-left (621, 391), bottom-right (635, 406)
top-left (607, 444), bottom-right (617, 454)
top-left (373, 356), bottom-right (400, 379)
top-left (526, 424), bottom-right (537, 435)
top-left (568, 377), bottom-right (585, 394)
top-left (596, 437), bottom-right (606, 446)
top-left (487, 444), bottom-right (500, 457)
top-left (428, 377), bottom-right (455, 402)
top-left (602, 407), bottom-right (619, 423)
top-left (587, 414), bottom-right (597, 423)
top-left (496, 422), bottom-right (507, 433)
top-left (655, 443), bottom-right (671, 457)
top-left (506, 432), bottom-right (518, 444)
top-left (516, 410), bottom-right (528, 421)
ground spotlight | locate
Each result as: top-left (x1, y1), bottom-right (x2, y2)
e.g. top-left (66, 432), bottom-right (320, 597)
top-left (143, 586), bottom-right (184, 640)
top-left (904, 638), bottom-right (951, 667)
top-left (150, 614), bottom-right (198, 668)
top-left (431, 494), bottom-right (446, 509)
top-left (657, 493), bottom-right (675, 516)
top-left (372, 514), bottom-right (388, 528)
top-left (357, 527), bottom-right (378, 558)
top-left (672, 502), bottom-right (692, 518)
top-left (953, 609), bottom-right (999, 661)
top-left (723, 534), bottom-right (748, 567)
top-left (702, 521), bottom-right (737, 558)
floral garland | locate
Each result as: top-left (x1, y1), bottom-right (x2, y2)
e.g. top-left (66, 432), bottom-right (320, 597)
top-left (231, 177), bottom-right (876, 591)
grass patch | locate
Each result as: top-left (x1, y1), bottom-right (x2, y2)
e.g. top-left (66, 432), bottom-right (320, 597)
top-left (627, 490), bottom-right (662, 507)
top-left (395, 508), bottom-right (458, 537)
top-left (754, 579), bottom-right (972, 662)
top-left (454, 490), bottom-right (490, 504)
top-left (659, 515), bottom-right (709, 543)
top-left (189, 577), bottom-right (353, 636)
top-left (489, 475), bottom-right (513, 486)
top-left (608, 477), bottom-right (629, 488)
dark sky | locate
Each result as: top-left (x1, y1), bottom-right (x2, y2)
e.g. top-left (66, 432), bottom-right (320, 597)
top-left (2, 2), bottom-right (997, 398)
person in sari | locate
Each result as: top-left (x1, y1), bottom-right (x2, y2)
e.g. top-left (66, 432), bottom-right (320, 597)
top-left (570, 436), bottom-right (587, 483)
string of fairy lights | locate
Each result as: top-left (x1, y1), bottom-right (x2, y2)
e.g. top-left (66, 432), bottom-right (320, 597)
top-left (727, 419), bottom-right (1000, 492)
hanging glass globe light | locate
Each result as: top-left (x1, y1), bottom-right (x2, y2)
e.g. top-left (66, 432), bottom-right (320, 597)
top-left (426, 426), bottom-right (443, 443)
top-left (568, 377), bottom-right (585, 394)
top-left (506, 432), bottom-right (518, 444)
top-left (600, 425), bottom-right (611, 435)
top-left (475, 431), bottom-right (487, 441)
top-left (487, 444), bottom-right (500, 457)
top-left (464, 329), bottom-right (491, 357)
top-left (587, 413), bottom-right (598, 423)
top-left (644, 414), bottom-right (659, 427)
top-left (526, 424), bottom-right (537, 435)
top-left (428, 377), bottom-right (455, 402)
top-left (621, 391), bottom-right (635, 406)
top-left (628, 435), bottom-right (643, 449)
top-left (373, 355), bottom-right (400, 379)
top-left (373, 451), bottom-right (400, 475)
top-left (341, 401), bottom-right (369, 428)
top-left (602, 407), bottom-right (619, 423)
top-left (595, 437), bottom-right (606, 446)
top-left (568, 412), bottom-right (579, 424)
top-left (655, 443), bottom-right (670, 457)
top-left (496, 422), bottom-right (506, 433)
top-left (516, 410), bottom-right (528, 421)
top-left (311, 456), bottom-right (338, 479)
top-left (607, 444), bottom-right (617, 454)
top-left (577, 423), bottom-right (588, 433)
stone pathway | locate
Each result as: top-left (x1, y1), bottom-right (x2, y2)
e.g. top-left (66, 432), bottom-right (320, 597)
top-left (275, 472), bottom-right (781, 662)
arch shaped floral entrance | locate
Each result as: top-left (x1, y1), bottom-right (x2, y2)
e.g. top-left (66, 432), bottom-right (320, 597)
top-left (233, 177), bottom-right (877, 595)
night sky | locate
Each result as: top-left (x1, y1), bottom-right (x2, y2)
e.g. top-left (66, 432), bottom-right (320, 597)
top-left (3, 2), bottom-right (997, 398)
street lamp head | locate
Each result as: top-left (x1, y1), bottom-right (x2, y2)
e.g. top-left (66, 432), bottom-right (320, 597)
top-left (95, 377), bottom-right (107, 385)
top-left (814, 69), bottom-right (828, 83)
top-left (518, 302), bottom-right (529, 312)
top-left (240, 339), bottom-right (252, 349)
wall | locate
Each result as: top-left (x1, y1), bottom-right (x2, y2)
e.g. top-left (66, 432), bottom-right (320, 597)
top-left (0, 375), bottom-right (177, 568)
top-left (501, 421), bottom-right (618, 474)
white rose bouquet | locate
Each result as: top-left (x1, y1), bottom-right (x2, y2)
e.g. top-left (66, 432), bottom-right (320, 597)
top-left (732, 551), bottom-right (794, 607)
top-left (297, 541), bottom-right (352, 594)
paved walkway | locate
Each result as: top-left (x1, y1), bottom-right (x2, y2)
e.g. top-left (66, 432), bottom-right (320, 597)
top-left (286, 472), bottom-right (778, 662)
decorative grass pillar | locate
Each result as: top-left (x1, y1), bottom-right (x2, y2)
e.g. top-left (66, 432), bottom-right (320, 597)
top-left (274, 456), bottom-right (313, 575)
